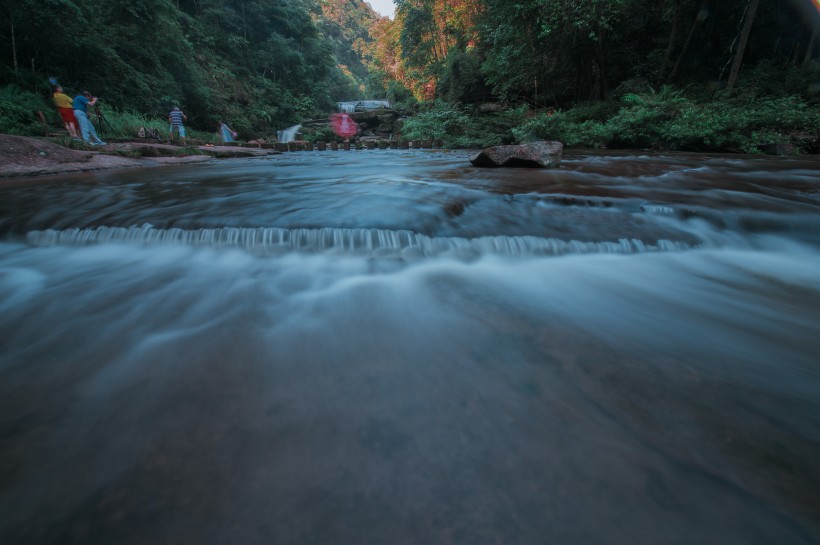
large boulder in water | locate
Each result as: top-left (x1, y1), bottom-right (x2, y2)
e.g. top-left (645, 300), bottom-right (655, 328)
top-left (470, 141), bottom-right (562, 168)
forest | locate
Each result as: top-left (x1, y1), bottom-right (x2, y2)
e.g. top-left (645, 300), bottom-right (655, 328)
top-left (1, 0), bottom-right (819, 152)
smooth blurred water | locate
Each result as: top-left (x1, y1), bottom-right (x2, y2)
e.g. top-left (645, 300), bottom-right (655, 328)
top-left (1, 149), bottom-right (819, 544)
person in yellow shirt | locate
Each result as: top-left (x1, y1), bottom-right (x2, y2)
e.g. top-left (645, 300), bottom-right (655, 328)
top-left (52, 86), bottom-right (79, 139)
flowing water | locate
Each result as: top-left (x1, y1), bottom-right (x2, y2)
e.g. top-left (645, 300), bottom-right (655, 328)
top-left (1, 149), bottom-right (819, 544)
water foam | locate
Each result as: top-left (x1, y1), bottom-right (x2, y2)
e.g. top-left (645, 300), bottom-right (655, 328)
top-left (25, 225), bottom-right (693, 258)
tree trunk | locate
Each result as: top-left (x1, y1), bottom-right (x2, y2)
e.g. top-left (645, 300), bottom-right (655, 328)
top-left (669, 2), bottom-right (707, 82)
top-left (726, 0), bottom-right (760, 93)
top-left (241, 1), bottom-right (247, 41)
top-left (659, 0), bottom-right (681, 82)
top-left (10, 20), bottom-right (18, 76)
top-left (573, 43), bottom-right (582, 100)
top-left (440, 0), bottom-right (449, 56)
top-left (534, 76), bottom-right (539, 108)
top-left (772, 30), bottom-right (783, 58)
top-left (804, 27), bottom-right (818, 66)
top-left (594, 31), bottom-right (607, 100)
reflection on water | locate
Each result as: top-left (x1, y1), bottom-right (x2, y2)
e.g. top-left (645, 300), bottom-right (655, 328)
top-left (1, 150), bottom-right (819, 544)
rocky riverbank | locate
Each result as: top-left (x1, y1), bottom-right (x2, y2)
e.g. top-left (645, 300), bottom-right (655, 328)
top-left (300, 109), bottom-right (405, 141)
top-left (0, 135), bottom-right (280, 181)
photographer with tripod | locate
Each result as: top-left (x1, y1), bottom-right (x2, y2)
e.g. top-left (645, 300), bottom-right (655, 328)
top-left (72, 91), bottom-right (107, 146)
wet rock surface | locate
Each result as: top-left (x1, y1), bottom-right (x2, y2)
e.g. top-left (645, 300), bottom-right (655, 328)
top-left (470, 140), bottom-right (563, 168)
top-left (0, 135), bottom-right (285, 180)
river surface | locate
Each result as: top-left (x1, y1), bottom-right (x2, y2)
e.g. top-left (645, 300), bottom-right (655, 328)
top-left (1, 149), bottom-right (819, 544)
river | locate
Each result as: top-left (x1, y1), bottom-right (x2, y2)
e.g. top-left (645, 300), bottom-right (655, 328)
top-left (1, 149), bottom-right (819, 544)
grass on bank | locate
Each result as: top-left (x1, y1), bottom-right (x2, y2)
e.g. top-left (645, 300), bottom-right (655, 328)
top-left (400, 91), bottom-right (819, 154)
top-left (1, 85), bottom-right (228, 144)
top-left (515, 91), bottom-right (820, 154)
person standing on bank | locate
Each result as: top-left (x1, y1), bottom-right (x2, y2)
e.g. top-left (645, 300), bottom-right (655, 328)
top-left (52, 86), bottom-right (79, 139)
top-left (218, 120), bottom-right (237, 143)
top-left (169, 106), bottom-right (187, 144)
top-left (72, 91), bottom-right (106, 146)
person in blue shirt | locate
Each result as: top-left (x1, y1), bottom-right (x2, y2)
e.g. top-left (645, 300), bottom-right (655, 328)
top-left (168, 106), bottom-right (188, 144)
top-left (72, 91), bottom-right (106, 146)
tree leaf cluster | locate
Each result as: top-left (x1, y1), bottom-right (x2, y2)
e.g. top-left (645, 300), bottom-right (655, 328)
top-left (370, 0), bottom-right (819, 108)
top-left (0, 0), bottom-right (378, 135)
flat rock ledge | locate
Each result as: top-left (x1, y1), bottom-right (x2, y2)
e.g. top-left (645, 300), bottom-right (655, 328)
top-left (470, 141), bottom-right (563, 168)
top-left (0, 135), bottom-right (282, 180)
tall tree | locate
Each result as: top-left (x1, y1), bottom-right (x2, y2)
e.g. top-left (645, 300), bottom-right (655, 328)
top-left (726, 0), bottom-right (760, 92)
top-left (391, 0), bottom-right (482, 99)
top-left (0, 0), bottom-right (349, 131)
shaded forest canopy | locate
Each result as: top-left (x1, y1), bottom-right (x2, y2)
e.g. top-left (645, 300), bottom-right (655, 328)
top-left (0, 0), bottom-right (381, 135)
top-left (367, 0), bottom-right (819, 105)
top-left (1, 0), bottom-right (819, 151)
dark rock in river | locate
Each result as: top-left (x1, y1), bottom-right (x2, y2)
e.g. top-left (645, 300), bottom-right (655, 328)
top-left (470, 141), bottom-right (563, 168)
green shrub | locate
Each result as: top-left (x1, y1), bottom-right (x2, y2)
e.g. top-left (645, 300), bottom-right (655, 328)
top-left (0, 85), bottom-right (52, 136)
top-left (513, 111), bottom-right (612, 148)
top-left (561, 100), bottom-right (620, 122)
top-left (94, 109), bottom-right (168, 139)
top-left (512, 88), bottom-right (820, 153)
top-left (734, 60), bottom-right (820, 101)
top-left (654, 96), bottom-right (820, 152)
top-left (305, 124), bottom-right (337, 142)
top-left (477, 106), bottom-right (529, 145)
top-left (400, 100), bottom-right (526, 148)
top-left (606, 87), bottom-right (691, 148)
top-left (400, 100), bottom-right (472, 143)
top-left (90, 109), bottom-right (221, 143)
top-left (512, 113), bottom-right (561, 143)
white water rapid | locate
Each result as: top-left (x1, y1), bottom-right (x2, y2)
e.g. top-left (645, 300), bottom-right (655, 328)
top-left (1, 149), bottom-right (819, 545)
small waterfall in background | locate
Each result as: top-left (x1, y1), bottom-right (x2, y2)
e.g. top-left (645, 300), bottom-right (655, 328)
top-left (277, 124), bottom-right (301, 142)
top-left (337, 100), bottom-right (391, 113)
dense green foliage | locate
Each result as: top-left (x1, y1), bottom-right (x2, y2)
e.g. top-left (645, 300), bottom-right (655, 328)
top-left (400, 100), bottom-right (526, 147)
top-left (515, 88), bottom-right (820, 152)
top-left (374, 0), bottom-right (820, 153)
top-left (465, 0), bottom-right (818, 106)
top-left (317, 0), bottom-right (382, 100)
top-left (0, 0), bottom-right (379, 137)
top-left (1, 0), bottom-right (818, 152)
top-left (0, 85), bottom-right (51, 134)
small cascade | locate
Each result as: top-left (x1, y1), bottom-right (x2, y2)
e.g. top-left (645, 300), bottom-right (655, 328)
top-left (277, 124), bottom-right (302, 142)
top-left (641, 203), bottom-right (676, 215)
top-left (337, 100), bottom-right (391, 113)
top-left (26, 225), bottom-right (694, 257)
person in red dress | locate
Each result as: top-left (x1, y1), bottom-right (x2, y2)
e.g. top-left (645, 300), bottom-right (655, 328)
top-left (331, 112), bottom-right (358, 142)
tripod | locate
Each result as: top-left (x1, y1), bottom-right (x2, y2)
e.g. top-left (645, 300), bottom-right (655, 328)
top-left (92, 103), bottom-right (115, 138)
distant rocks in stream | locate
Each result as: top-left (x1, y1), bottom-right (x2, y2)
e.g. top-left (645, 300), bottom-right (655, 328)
top-left (301, 110), bottom-right (404, 141)
top-left (470, 141), bottom-right (563, 168)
